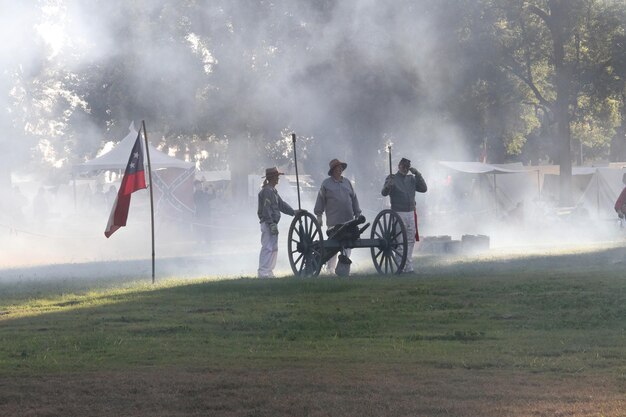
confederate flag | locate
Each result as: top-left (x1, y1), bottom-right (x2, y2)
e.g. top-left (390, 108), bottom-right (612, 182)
top-left (104, 131), bottom-right (147, 238)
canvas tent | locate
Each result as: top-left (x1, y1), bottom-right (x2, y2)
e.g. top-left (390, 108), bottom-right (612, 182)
top-left (436, 161), bottom-right (540, 217)
top-left (542, 165), bottom-right (626, 218)
top-left (443, 161), bottom-right (626, 220)
top-left (74, 124), bottom-right (194, 173)
top-left (438, 161), bottom-right (533, 175)
top-left (578, 167), bottom-right (626, 218)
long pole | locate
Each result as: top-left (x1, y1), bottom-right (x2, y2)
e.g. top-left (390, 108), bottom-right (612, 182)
top-left (292, 133), bottom-right (301, 210)
top-left (141, 120), bottom-right (156, 283)
top-left (388, 145), bottom-right (393, 175)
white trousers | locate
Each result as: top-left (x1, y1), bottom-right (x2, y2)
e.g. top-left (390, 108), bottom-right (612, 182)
top-left (326, 248), bottom-right (352, 274)
top-left (258, 222), bottom-right (278, 278)
top-left (396, 211), bottom-right (416, 272)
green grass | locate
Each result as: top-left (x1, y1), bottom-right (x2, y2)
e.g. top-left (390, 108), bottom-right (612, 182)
top-left (1, 270), bottom-right (626, 379)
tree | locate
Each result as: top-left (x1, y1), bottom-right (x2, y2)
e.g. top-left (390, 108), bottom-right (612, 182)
top-left (487, 0), bottom-right (625, 205)
top-left (5, 0), bottom-right (624, 203)
top-left (0, 4), bottom-right (46, 188)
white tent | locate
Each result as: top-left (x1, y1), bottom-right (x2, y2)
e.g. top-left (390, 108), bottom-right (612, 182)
top-left (438, 161), bottom-right (533, 175)
top-left (74, 124), bottom-right (194, 173)
top-left (437, 161), bottom-right (540, 216)
top-left (578, 167), bottom-right (625, 218)
top-left (541, 165), bottom-right (626, 218)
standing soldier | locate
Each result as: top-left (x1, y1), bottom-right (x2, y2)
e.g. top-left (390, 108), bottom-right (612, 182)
top-left (257, 167), bottom-right (296, 278)
top-left (381, 157), bottom-right (427, 273)
top-left (314, 158), bottom-right (362, 274)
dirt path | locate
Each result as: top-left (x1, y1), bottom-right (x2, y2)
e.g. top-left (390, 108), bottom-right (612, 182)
top-left (1, 365), bottom-right (624, 417)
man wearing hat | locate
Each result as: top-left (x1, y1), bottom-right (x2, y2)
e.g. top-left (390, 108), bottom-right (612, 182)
top-left (381, 157), bottom-right (427, 273)
top-left (257, 167), bottom-right (296, 278)
top-left (314, 158), bottom-right (362, 274)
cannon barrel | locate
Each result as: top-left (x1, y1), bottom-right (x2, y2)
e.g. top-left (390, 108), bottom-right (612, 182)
top-left (327, 215), bottom-right (367, 240)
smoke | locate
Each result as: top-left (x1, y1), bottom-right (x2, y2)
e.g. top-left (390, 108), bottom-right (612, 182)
top-left (0, 1), bottom-right (623, 282)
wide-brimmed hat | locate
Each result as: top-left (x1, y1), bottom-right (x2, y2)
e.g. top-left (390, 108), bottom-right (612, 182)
top-left (263, 167), bottom-right (284, 178)
top-left (327, 158), bottom-right (348, 176)
top-left (399, 157), bottom-right (411, 167)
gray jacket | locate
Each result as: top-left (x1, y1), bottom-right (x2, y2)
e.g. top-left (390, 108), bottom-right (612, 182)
top-left (314, 176), bottom-right (361, 227)
top-left (257, 185), bottom-right (295, 224)
top-left (381, 171), bottom-right (427, 212)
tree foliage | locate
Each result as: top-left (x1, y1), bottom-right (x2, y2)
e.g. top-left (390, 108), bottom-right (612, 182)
top-left (1, 0), bottom-right (624, 202)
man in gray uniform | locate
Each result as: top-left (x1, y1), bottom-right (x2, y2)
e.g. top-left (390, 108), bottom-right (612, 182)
top-left (381, 157), bottom-right (427, 273)
top-left (314, 158), bottom-right (361, 274)
top-left (257, 167), bottom-right (296, 278)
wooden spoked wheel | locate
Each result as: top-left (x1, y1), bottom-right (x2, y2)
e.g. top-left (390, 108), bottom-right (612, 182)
top-left (287, 211), bottom-right (325, 277)
top-left (370, 209), bottom-right (408, 274)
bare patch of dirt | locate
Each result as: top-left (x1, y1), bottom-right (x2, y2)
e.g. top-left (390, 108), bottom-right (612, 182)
top-left (0, 365), bottom-right (623, 417)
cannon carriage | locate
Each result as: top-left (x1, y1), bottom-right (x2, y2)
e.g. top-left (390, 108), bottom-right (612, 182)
top-left (287, 209), bottom-right (409, 277)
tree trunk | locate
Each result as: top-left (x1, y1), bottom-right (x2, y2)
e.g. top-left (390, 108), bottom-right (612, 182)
top-left (227, 134), bottom-right (258, 205)
top-left (555, 71), bottom-right (572, 206)
top-left (610, 92), bottom-right (626, 161)
top-left (550, 0), bottom-right (573, 206)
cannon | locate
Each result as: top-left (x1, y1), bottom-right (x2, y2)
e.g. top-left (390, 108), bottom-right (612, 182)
top-left (287, 209), bottom-right (408, 277)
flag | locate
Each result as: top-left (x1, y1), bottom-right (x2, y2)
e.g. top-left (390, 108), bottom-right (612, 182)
top-left (104, 130), bottom-right (147, 238)
top-left (152, 166), bottom-right (196, 220)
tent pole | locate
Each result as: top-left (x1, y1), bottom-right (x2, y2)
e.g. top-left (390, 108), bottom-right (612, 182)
top-left (142, 120), bottom-right (156, 284)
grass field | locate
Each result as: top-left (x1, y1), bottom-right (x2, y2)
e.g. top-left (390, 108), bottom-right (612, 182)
top-left (1, 247), bottom-right (626, 416)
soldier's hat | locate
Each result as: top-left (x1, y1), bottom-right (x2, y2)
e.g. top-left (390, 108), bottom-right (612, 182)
top-left (399, 157), bottom-right (411, 167)
top-left (328, 158), bottom-right (348, 176)
top-left (263, 167), bottom-right (284, 178)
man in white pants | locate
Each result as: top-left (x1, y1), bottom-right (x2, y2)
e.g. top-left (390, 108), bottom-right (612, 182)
top-left (381, 157), bottom-right (427, 273)
top-left (257, 167), bottom-right (296, 278)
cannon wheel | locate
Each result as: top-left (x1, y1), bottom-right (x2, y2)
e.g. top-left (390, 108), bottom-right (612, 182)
top-left (288, 211), bottom-right (325, 277)
top-left (370, 209), bottom-right (408, 274)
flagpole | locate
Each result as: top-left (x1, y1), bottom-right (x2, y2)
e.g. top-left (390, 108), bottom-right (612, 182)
top-left (141, 120), bottom-right (156, 283)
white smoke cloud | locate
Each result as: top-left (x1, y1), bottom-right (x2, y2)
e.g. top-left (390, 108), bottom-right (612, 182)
top-left (0, 1), bottom-right (622, 282)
